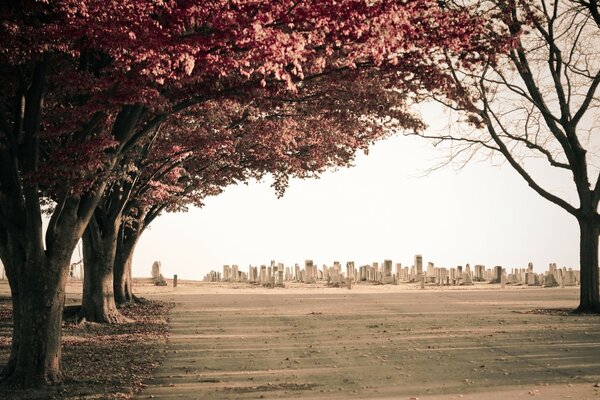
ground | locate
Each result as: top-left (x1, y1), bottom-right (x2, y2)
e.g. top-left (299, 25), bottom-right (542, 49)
top-left (2, 280), bottom-right (600, 399)
top-left (0, 280), bottom-right (171, 399)
top-left (136, 282), bottom-right (600, 399)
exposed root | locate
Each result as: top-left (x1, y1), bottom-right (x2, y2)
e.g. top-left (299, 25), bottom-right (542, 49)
top-left (522, 307), bottom-right (600, 316)
top-left (78, 307), bottom-right (133, 324)
top-left (574, 305), bottom-right (600, 315)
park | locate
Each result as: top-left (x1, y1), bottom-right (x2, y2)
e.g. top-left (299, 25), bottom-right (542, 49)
top-left (1, 0), bottom-right (600, 398)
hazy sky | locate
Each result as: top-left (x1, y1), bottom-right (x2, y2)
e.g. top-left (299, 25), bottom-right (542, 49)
top-left (130, 103), bottom-right (579, 280)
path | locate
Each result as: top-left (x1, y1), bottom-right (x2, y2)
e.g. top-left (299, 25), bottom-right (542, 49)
top-left (137, 287), bottom-right (600, 399)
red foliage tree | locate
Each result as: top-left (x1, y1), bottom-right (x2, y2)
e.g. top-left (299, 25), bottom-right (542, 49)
top-left (0, 0), bottom-right (488, 387)
top-left (90, 71), bottom-right (426, 315)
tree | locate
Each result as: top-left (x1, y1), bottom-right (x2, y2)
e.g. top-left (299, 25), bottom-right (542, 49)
top-left (411, 0), bottom-right (600, 311)
top-left (104, 70), bottom-right (426, 313)
top-left (81, 100), bottom-right (252, 320)
top-left (0, 0), bottom-right (487, 387)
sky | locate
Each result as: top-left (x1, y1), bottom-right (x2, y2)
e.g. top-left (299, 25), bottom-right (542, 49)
top-left (129, 103), bottom-right (580, 280)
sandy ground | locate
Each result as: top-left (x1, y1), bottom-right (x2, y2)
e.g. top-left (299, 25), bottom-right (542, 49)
top-left (125, 282), bottom-right (600, 399)
top-left (2, 280), bottom-right (600, 399)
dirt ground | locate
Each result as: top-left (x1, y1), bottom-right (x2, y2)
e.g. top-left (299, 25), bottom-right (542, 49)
top-left (133, 282), bottom-right (600, 400)
top-left (0, 280), bottom-right (171, 399)
top-left (1, 280), bottom-right (600, 399)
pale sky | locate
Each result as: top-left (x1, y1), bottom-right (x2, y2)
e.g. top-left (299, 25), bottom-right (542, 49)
top-left (131, 103), bottom-right (580, 280)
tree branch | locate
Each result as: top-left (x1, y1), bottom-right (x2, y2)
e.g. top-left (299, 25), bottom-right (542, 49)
top-left (22, 59), bottom-right (47, 256)
top-left (405, 131), bottom-right (500, 152)
top-left (593, 170), bottom-right (600, 206)
top-left (485, 103), bottom-right (571, 170)
top-left (478, 80), bottom-right (578, 216)
top-left (572, 71), bottom-right (600, 126)
top-left (579, 0), bottom-right (600, 27)
top-left (507, 43), bottom-right (577, 166)
top-left (45, 191), bottom-right (67, 247)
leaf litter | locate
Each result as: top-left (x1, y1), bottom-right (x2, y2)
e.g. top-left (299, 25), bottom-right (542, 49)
top-left (0, 297), bottom-right (173, 399)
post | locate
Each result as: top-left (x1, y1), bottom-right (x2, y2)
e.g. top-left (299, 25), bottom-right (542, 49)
top-left (173, 274), bottom-right (178, 288)
top-left (420, 275), bottom-right (425, 289)
top-left (501, 272), bottom-right (506, 289)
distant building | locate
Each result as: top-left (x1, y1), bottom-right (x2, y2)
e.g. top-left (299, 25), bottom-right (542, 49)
top-left (414, 254), bottom-right (423, 279)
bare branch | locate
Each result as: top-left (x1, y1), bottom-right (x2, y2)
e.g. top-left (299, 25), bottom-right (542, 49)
top-left (572, 71), bottom-right (600, 125)
top-left (405, 131), bottom-right (500, 152)
top-left (478, 77), bottom-right (578, 216)
top-left (578, 0), bottom-right (600, 27)
top-left (485, 101), bottom-right (571, 169)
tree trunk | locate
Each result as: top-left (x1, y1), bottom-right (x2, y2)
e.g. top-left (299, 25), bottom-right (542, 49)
top-left (577, 217), bottom-right (600, 312)
top-left (1, 274), bottom-right (20, 380)
top-left (114, 231), bottom-right (139, 305)
top-left (80, 217), bottom-right (125, 323)
top-left (1, 250), bottom-right (69, 387)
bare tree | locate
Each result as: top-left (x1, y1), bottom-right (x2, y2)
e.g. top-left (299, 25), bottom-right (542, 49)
top-left (413, 0), bottom-right (600, 311)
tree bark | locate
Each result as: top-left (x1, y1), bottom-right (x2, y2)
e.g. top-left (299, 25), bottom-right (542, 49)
top-left (114, 229), bottom-right (139, 305)
top-left (0, 59), bottom-right (75, 386)
top-left (0, 268), bottom-right (20, 380)
top-left (577, 217), bottom-right (600, 312)
top-left (1, 247), bottom-right (69, 387)
top-left (80, 216), bottom-right (125, 323)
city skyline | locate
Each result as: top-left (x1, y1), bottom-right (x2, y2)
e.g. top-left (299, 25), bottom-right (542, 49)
top-left (208, 258), bottom-right (577, 288)
top-left (131, 104), bottom-right (580, 280)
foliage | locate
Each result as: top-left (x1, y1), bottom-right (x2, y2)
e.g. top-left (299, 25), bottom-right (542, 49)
top-left (1, 0), bottom-right (494, 200)
top-left (0, 0), bottom-right (507, 385)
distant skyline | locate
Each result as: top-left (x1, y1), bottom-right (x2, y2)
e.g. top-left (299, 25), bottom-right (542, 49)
top-left (131, 104), bottom-right (579, 280)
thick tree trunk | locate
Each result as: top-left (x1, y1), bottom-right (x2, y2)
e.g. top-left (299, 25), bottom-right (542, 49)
top-left (0, 57), bottom-right (144, 387)
top-left (81, 218), bottom-right (125, 323)
top-left (577, 217), bottom-right (600, 312)
top-left (114, 233), bottom-right (139, 305)
top-left (1, 250), bottom-right (69, 387)
top-left (1, 275), bottom-right (20, 379)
